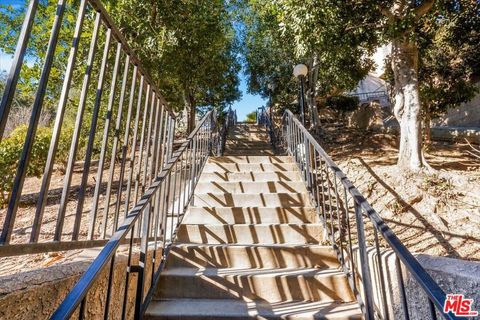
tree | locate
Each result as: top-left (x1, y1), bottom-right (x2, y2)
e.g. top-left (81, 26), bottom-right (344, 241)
top-left (107, 0), bottom-right (241, 133)
top-left (237, 0), bottom-right (376, 129)
top-left (381, 0), bottom-right (479, 167)
top-left (245, 111), bottom-right (256, 123)
top-left (418, 1), bottom-right (480, 143)
top-left (0, 0), bottom-right (241, 136)
top-left (240, 0), bottom-right (479, 172)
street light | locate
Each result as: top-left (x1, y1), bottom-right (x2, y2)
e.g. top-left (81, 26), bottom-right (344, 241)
top-left (267, 83), bottom-right (274, 121)
top-left (293, 64), bottom-right (308, 125)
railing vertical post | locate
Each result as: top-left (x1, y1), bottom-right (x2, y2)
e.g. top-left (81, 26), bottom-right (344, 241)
top-left (3, 0), bottom-right (68, 244)
top-left (54, 12), bottom-right (103, 241)
top-left (0, 0), bottom-right (39, 139)
top-left (354, 201), bottom-right (375, 320)
top-left (304, 134), bottom-right (312, 189)
top-left (31, 0), bottom-right (88, 243)
top-left (135, 203), bottom-right (151, 319)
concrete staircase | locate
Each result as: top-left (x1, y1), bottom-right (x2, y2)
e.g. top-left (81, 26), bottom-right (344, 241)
top-left (145, 123), bottom-right (362, 319)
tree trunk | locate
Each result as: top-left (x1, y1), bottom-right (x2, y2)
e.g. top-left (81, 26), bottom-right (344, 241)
top-left (391, 39), bottom-right (426, 171)
top-left (185, 90), bottom-right (196, 134)
top-left (308, 56), bottom-right (321, 131)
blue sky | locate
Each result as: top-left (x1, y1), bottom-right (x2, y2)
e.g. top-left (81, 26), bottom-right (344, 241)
top-left (232, 74), bottom-right (266, 121)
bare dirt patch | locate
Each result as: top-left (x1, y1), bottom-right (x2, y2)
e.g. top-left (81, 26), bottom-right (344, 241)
top-left (319, 125), bottom-right (480, 261)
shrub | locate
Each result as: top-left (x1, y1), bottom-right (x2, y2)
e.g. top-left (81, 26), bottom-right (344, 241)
top-left (245, 111), bottom-right (256, 123)
top-left (0, 125), bottom-right (72, 206)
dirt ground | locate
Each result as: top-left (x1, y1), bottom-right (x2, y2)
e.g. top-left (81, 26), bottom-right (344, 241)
top-left (0, 161), bottom-right (133, 276)
top-left (0, 153), bottom-right (186, 277)
top-left (319, 124), bottom-right (480, 261)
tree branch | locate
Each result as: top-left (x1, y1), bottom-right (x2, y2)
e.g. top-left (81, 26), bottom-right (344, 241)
top-left (379, 6), bottom-right (393, 19)
top-left (415, 0), bottom-right (435, 19)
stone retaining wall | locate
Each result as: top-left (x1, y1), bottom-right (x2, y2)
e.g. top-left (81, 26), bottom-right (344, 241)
top-left (0, 246), bottom-right (162, 319)
top-left (351, 247), bottom-right (480, 319)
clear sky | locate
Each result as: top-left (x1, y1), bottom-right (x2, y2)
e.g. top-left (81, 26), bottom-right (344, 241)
top-left (232, 73), bottom-right (267, 121)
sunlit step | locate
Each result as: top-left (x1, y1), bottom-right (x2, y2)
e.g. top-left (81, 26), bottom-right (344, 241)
top-left (155, 267), bottom-right (354, 303)
top-left (208, 156), bottom-right (294, 164)
top-left (193, 193), bottom-right (311, 207)
top-left (203, 163), bottom-right (298, 173)
top-left (195, 181), bottom-right (307, 194)
top-left (145, 299), bottom-right (363, 320)
top-left (176, 224), bottom-right (324, 245)
top-left (166, 244), bottom-right (338, 269)
top-left (224, 149), bottom-right (276, 156)
top-left (198, 171), bottom-right (302, 182)
top-left (183, 207), bottom-right (318, 224)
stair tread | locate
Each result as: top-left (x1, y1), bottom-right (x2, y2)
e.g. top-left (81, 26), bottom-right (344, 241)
top-left (166, 244), bottom-right (339, 269)
top-left (180, 223), bottom-right (324, 226)
top-left (145, 299), bottom-right (363, 320)
top-left (185, 206), bottom-right (317, 212)
top-left (171, 243), bottom-right (330, 248)
top-left (208, 156), bottom-right (293, 164)
top-left (162, 267), bottom-right (343, 276)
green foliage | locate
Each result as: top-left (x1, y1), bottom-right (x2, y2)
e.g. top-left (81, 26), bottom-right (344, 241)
top-left (106, 0), bottom-right (241, 115)
top-left (418, 0), bottom-right (480, 117)
top-left (381, 0), bottom-right (480, 119)
top-left (245, 111), bottom-right (256, 123)
top-left (237, 0), bottom-right (377, 110)
top-left (0, 125), bottom-right (72, 205)
top-left (326, 95), bottom-right (359, 113)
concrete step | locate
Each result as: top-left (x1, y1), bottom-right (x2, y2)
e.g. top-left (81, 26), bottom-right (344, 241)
top-left (224, 147), bottom-right (273, 154)
top-left (198, 171), bottom-right (302, 182)
top-left (226, 137), bottom-right (269, 142)
top-left (203, 163), bottom-right (298, 173)
top-left (145, 299), bottom-right (363, 320)
top-left (155, 267), bottom-right (354, 303)
top-left (193, 193), bottom-right (311, 207)
top-left (166, 244), bottom-right (339, 269)
top-left (224, 150), bottom-right (276, 156)
top-left (208, 156), bottom-right (293, 164)
top-left (195, 181), bottom-right (307, 193)
top-left (176, 224), bottom-right (323, 244)
top-left (226, 137), bottom-right (272, 148)
top-left (183, 207), bottom-right (318, 224)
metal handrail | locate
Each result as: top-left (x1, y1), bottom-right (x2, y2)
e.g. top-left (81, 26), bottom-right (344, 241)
top-left (50, 110), bottom-right (217, 319)
top-left (281, 109), bottom-right (458, 320)
top-left (257, 106), bottom-right (276, 148)
top-left (212, 107), bottom-right (236, 156)
top-left (0, 0), bottom-right (175, 255)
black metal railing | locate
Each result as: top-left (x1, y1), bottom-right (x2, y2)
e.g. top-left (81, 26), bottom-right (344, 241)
top-left (281, 109), bottom-right (458, 320)
top-left (212, 107), bottom-right (236, 156)
top-left (50, 110), bottom-right (217, 319)
top-left (257, 106), bottom-right (277, 148)
top-left (0, 0), bottom-right (175, 256)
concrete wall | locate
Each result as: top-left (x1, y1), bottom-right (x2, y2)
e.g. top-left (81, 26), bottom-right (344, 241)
top-left (0, 246), bottom-right (162, 319)
top-left (433, 90), bottom-right (480, 127)
top-left (349, 247), bottom-right (480, 320)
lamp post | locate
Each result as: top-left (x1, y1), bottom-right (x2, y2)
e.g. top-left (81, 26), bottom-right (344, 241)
top-left (293, 64), bottom-right (308, 125)
top-left (267, 83), bottom-right (274, 121)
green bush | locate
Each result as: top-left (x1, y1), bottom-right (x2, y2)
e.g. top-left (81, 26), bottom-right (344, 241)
top-left (245, 111), bottom-right (256, 123)
top-left (326, 95), bottom-right (360, 114)
top-left (0, 125), bottom-right (72, 206)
